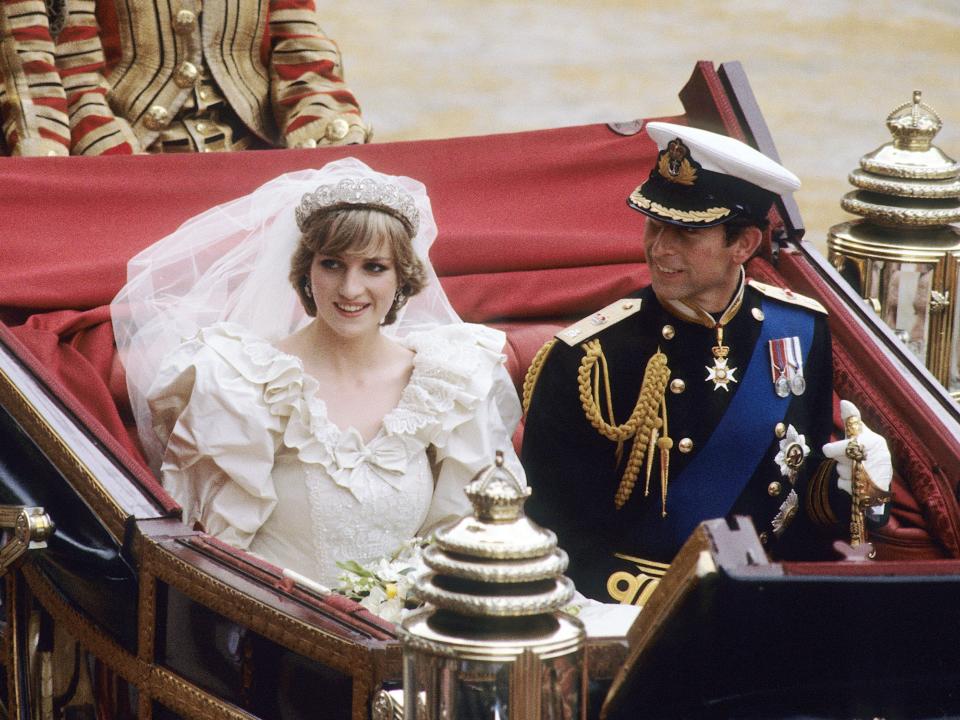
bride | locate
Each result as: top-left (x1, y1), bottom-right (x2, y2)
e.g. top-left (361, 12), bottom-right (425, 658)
top-left (112, 158), bottom-right (525, 587)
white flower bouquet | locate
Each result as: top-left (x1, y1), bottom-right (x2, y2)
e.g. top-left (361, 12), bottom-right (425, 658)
top-left (335, 537), bottom-right (428, 623)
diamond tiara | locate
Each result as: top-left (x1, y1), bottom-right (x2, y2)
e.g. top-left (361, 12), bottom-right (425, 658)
top-left (295, 177), bottom-right (420, 235)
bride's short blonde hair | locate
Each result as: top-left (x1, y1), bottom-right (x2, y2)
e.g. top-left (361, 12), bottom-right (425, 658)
top-left (289, 204), bottom-right (427, 325)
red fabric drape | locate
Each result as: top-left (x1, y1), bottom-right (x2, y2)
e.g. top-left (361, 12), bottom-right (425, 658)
top-left (0, 121), bottom-right (669, 316)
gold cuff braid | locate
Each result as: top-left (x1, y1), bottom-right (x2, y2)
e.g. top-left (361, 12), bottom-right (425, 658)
top-left (576, 340), bottom-right (671, 509)
top-left (522, 338), bottom-right (557, 415)
top-left (806, 459), bottom-right (839, 527)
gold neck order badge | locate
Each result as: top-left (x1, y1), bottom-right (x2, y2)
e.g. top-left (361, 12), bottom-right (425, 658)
top-left (665, 267), bottom-right (746, 392)
top-left (707, 325), bottom-right (737, 391)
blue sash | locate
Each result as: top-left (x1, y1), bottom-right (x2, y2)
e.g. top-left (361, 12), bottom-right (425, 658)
top-left (666, 298), bottom-right (815, 542)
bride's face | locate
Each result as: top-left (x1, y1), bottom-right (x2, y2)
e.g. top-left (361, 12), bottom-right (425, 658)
top-left (308, 236), bottom-right (399, 339)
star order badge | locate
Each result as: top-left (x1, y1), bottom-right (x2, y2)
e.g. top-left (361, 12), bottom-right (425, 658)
top-left (706, 356), bottom-right (737, 391)
top-left (772, 489), bottom-right (799, 537)
top-left (774, 424), bottom-right (810, 485)
top-left (706, 329), bottom-right (737, 391)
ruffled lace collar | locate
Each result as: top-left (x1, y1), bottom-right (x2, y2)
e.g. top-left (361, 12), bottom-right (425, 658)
top-left (209, 322), bottom-right (505, 501)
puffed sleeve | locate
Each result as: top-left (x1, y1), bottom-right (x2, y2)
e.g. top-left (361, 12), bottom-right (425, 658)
top-left (148, 324), bottom-right (302, 549)
top-left (403, 324), bottom-right (526, 532)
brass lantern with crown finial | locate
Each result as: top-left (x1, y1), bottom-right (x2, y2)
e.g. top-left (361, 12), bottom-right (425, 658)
top-left (388, 451), bottom-right (585, 720)
top-left (827, 91), bottom-right (960, 398)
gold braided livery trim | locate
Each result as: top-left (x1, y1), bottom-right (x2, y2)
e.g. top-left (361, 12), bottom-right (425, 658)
top-left (629, 190), bottom-right (731, 224)
top-left (576, 340), bottom-right (670, 508)
top-left (522, 339), bottom-right (557, 415)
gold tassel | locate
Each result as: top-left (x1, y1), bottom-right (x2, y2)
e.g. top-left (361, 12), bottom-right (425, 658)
top-left (644, 426), bottom-right (659, 497)
top-left (657, 395), bottom-right (673, 517)
top-left (575, 341), bottom-right (670, 509)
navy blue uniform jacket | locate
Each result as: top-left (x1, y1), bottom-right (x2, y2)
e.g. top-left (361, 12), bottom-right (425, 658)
top-left (521, 283), bottom-right (836, 603)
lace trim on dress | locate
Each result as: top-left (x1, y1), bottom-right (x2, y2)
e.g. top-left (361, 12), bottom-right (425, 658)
top-left (187, 322), bottom-right (507, 504)
top-left (384, 323), bottom-right (505, 438)
top-left (302, 466), bottom-right (333, 577)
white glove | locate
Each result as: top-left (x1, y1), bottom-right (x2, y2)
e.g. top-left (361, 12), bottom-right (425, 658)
top-left (822, 400), bottom-right (892, 516)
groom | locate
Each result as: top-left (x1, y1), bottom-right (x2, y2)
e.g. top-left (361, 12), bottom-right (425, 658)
top-left (521, 122), bottom-right (892, 603)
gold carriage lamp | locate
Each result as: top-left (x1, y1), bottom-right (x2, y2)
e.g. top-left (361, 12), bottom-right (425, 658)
top-left (395, 451), bottom-right (585, 719)
top-left (827, 91), bottom-right (960, 398)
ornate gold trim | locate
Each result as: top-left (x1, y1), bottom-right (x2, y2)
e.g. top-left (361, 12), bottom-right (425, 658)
top-left (848, 169), bottom-right (960, 199)
top-left (141, 540), bottom-right (378, 673)
top-left (144, 538), bottom-right (396, 719)
top-left (151, 665), bottom-right (256, 720)
top-left (138, 568), bottom-right (157, 665)
top-left (5, 573), bottom-right (25, 717)
top-left (0, 361), bottom-right (128, 540)
top-left (841, 194), bottom-right (960, 226)
top-left (629, 190), bottom-right (730, 224)
top-left (860, 157), bottom-right (959, 180)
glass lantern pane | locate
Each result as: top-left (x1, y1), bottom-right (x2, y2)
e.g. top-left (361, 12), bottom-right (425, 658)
top-left (877, 261), bottom-right (935, 365)
top-left (404, 655), bottom-right (511, 719)
top-left (540, 653), bottom-right (582, 720)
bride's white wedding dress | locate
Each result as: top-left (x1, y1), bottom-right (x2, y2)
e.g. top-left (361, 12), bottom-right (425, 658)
top-left (150, 320), bottom-right (523, 586)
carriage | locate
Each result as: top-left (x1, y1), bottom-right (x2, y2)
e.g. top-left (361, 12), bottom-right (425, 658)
top-left (1, 61), bottom-right (958, 719)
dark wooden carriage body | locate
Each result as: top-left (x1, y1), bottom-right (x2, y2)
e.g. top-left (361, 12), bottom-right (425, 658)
top-left (0, 61), bottom-right (958, 719)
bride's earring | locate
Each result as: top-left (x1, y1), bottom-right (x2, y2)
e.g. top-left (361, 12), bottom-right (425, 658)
top-left (391, 287), bottom-right (408, 314)
top-left (303, 279), bottom-right (313, 299)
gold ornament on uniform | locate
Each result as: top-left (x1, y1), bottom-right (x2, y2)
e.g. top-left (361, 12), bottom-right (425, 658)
top-left (706, 325), bottom-right (738, 391)
top-left (664, 267), bottom-right (744, 391)
top-left (576, 340), bottom-right (672, 513)
top-left (607, 553), bottom-right (669, 606)
top-left (627, 193), bottom-right (731, 224)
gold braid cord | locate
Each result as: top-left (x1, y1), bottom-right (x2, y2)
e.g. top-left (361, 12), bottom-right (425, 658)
top-left (805, 460), bottom-right (839, 527)
top-left (522, 339), bottom-right (557, 414)
top-left (577, 340), bottom-right (670, 509)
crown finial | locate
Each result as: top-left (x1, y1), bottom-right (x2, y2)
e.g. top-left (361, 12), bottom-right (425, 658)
top-left (464, 450), bottom-right (530, 523)
top-left (885, 90), bottom-right (942, 152)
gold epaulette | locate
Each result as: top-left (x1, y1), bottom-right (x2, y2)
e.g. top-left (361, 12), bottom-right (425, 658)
top-left (748, 280), bottom-right (827, 315)
top-left (555, 298), bottom-right (643, 347)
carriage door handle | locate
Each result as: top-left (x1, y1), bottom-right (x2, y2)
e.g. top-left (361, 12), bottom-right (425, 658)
top-left (0, 506), bottom-right (54, 575)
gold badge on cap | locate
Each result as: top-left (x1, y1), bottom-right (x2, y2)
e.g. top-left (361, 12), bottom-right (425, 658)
top-left (657, 138), bottom-right (698, 186)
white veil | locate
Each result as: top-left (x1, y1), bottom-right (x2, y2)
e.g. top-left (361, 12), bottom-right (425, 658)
top-left (112, 157), bottom-right (461, 471)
